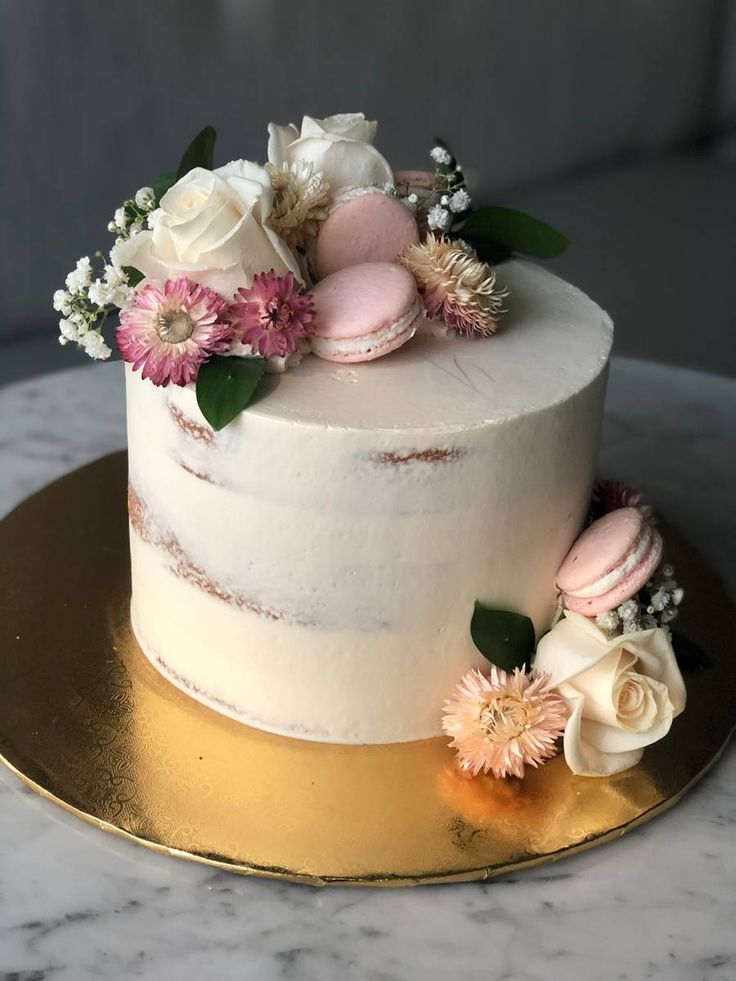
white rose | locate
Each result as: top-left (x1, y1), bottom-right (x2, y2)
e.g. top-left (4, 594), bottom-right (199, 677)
top-left (267, 112), bottom-right (393, 191)
top-left (534, 611), bottom-right (686, 777)
top-left (111, 161), bottom-right (300, 300)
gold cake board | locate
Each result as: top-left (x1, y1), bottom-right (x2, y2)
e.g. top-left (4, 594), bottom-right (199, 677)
top-left (1, 452), bottom-right (734, 887)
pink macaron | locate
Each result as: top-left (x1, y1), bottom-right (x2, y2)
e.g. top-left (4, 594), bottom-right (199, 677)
top-left (556, 507), bottom-right (663, 616)
top-left (312, 186), bottom-right (419, 280)
top-left (310, 262), bottom-right (422, 363)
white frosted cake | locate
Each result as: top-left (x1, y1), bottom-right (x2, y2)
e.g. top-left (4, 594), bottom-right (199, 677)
top-left (126, 261), bottom-right (612, 743)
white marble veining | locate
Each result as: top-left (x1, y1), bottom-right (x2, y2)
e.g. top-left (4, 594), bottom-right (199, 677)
top-left (0, 357), bottom-right (734, 981)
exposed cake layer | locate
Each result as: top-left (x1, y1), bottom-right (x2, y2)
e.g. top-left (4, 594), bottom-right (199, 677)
top-left (126, 261), bottom-right (613, 743)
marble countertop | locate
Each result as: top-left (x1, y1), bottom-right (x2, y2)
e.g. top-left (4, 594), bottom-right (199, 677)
top-left (0, 357), bottom-right (734, 981)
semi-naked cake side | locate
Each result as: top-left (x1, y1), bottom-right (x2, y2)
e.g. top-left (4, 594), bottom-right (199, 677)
top-left (126, 261), bottom-right (613, 744)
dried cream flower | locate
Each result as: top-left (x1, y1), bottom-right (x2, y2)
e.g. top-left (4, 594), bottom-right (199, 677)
top-left (442, 667), bottom-right (568, 779)
top-left (401, 233), bottom-right (508, 336)
top-left (266, 161), bottom-right (332, 248)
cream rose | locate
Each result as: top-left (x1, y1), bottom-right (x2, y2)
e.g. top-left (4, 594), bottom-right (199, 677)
top-left (534, 611), bottom-right (686, 777)
top-left (267, 113), bottom-right (393, 191)
top-left (112, 161), bottom-right (300, 300)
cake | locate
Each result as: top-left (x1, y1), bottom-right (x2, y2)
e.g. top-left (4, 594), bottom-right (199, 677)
top-left (125, 260), bottom-right (611, 743)
top-left (56, 113), bottom-right (686, 781)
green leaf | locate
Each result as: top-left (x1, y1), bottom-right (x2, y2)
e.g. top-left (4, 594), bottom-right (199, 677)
top-left (466, 239), bottom-right (513, 265)
top-left (175, 125), bottom-right (217, 181)
top-left (461, 206), bottom-right (570, 259)
top-left (122, 265), bottom-right (144, 287)
top-left (470, 603), bottom-right (536, 672)
top-left (152, 171), bottom-right (177, 203)
top-left (195, 355), bottom-right (266, 431)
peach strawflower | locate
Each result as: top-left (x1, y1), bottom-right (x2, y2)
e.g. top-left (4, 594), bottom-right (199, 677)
top-left (442, 666), bottom-right (568, 779)
top-left (401, 233), bottom-right (508, 336)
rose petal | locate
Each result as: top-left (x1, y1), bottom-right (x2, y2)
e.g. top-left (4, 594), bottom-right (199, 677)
top-left (215, 160), bottom-right (274, 216)
top-left (288, 137), bottom-right (393, 190)
top-left (617, 628), bottom-right (686, 716)
top-left (560, 688), bottom-right (645, 776)
top-left (578, 704), bottom-right (673, 754)
top-left (267, 122), bottom-right (300, 169)
top-left (159, 169), bottom-right (217, 216)
top-left (534, 611), bottom-right (614, 685)
top-left (619, 674), bottom-right (673, 735)
top-left (563, 646), bottom-right (636, 727)
top-left (165, 198), bottom-right (242, 262)
top-left (300, 113), bottom-right (376, 143)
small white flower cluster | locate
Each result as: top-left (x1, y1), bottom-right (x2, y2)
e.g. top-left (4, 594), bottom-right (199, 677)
top-left (54, 256), bottom-right (136, 360)
top-left (595, 565), bottom-right (684, 638)
top-left (426, 146), bottom-right (472, 232)
top-left (53, 185), bottom-right (155, 360)
top-left (430, 146), bottom-right (452, 166)
top-left (427, 203), bottom-right (451, 232)
top-left (107, 186), bottom-right (157, 244)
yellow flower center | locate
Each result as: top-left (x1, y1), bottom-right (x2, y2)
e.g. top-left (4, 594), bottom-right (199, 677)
top-left (479, 695), bottom-right (533, 742)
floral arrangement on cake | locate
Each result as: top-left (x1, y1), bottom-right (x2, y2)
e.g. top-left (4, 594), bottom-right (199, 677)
top-left (53, 113), bottom-right (568, 430)
top-left (443, 482), bottom-right (687, 779)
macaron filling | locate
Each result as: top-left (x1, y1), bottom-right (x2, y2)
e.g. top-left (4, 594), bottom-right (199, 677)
top-left (562, 524), bottom-right (654, 599)
top-left (330, 185), bottom-right (389, 211)
top-left (312, 298), bottom-right (421, 358)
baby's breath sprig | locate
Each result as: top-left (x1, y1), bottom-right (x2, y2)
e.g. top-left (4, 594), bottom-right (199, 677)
top-left (595, 564), bottom-right (685, 639)
top-left (427, 140), bottom-right (472, 233)
top-left (107, 185), bottom-right (158, 245)
top-left (54, 254), bottom-right (137, 360)
top-left (53, 185), bottom-right (155, 360)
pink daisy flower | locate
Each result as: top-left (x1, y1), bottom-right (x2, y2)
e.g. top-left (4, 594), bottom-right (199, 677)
top-left (117, 277), bottom-right (232, 387)
top-left (229, 270), bottom-right (315, 359)
top-left (442, 666), bottom-right (568, 779)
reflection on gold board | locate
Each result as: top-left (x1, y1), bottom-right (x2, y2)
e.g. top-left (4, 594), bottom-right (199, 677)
top-left (0, 453), bottom-right (734, 886)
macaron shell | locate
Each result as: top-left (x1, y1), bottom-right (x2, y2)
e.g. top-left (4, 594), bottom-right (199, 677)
top-left (556, 508), bottom-right (647, 594)
top-left (314, 319), bottom-right (418, 364)
top-left (310, 262), bottom-right (420, 363)
top-left (314, 191), bottom-right (419, 279)
top-left (563, 527), bottom-right (663, 616)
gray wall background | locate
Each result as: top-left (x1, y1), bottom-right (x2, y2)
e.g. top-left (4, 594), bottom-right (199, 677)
top-left (2, 0), bottom-right (736, 380)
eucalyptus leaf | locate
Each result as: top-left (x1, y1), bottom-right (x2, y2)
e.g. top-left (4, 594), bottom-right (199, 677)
top-left (470, 602), bottom-right (536, 673)
top-left (462, 206), bottom-right (569, 259)
top-left (195, 355), bottom-right (266, 432)
top-left (122, 265), bottom-right (144, 287)
top-left (176, 125), bottom-right (217, 181)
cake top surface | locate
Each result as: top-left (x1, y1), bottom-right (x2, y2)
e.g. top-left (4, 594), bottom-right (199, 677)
top-left (244, 261), bottom-right (613, 432)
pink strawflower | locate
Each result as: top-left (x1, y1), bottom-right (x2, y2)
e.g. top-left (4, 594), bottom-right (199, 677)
top-left (442, 666), bottom-right (568, 779)
top-left (117, 277), bottom-right (232, 387)
top-left (229, 270), bottom-right (315, 358)
top-left (592, 479), bottom-right (655, 525)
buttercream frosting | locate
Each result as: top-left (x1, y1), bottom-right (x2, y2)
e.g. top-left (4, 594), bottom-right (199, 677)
top-left (126, 261), bottom-right (613, 743)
